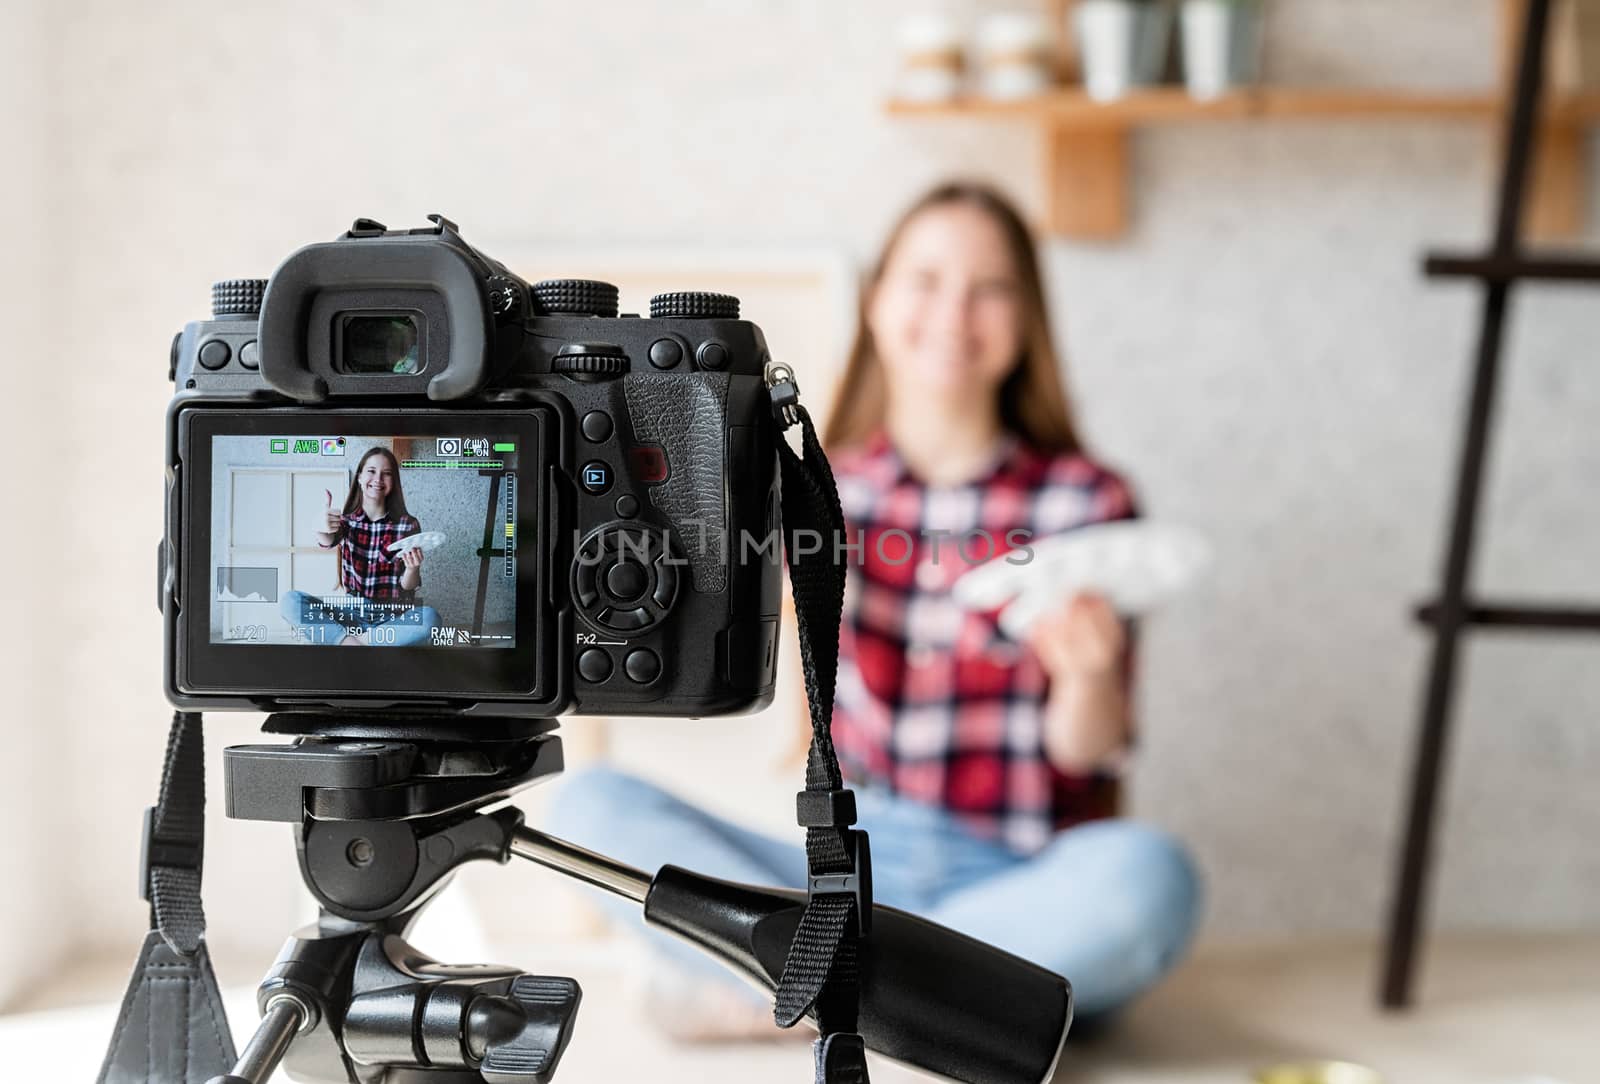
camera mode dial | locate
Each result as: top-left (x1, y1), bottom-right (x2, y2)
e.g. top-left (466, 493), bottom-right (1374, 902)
top-left (212, 278), bottom-right (268, 318)
top-left (553, 342), bottom-right (630, 378)
top-left (649, 291), bottom-right (740, 320)
top-left (531, 278), bottom-right (620, 318)
top-left (573, 526), bottom-right (681, 635)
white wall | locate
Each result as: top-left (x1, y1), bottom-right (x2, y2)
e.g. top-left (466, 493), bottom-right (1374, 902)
top-left (12, 0), bottom-right (1598, 993)
top-left (0, 0), bottom-right (72, 1007)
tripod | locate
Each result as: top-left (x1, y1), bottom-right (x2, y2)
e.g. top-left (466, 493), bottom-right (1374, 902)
top-left (198, 712), bottom-right (1073, 1084)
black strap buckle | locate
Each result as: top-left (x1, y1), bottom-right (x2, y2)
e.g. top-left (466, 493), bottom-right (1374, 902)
top-left (813, 1031), bottom-right (870, 1084)
top-left (797, 788), bottom-right (857, 829)
top-left (139, 805), bottom-right (202, 903)
top-left (808, 827), bottom-right (873, 938)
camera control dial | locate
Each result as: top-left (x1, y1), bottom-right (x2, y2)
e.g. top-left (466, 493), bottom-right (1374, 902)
top-left (531, 278), bottom-right (620, 318)
top-left (573, 526), bottom-right (680, 635)
top-left (211, 278), bottom-right (268, 318)
top-left (553, 342), bottom-right (630, 378)
top-left (648, 291), bottom-right (740, 320)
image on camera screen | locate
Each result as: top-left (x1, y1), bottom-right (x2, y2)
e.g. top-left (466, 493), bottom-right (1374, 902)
top-left (209, 433), bottom-right (519, 648)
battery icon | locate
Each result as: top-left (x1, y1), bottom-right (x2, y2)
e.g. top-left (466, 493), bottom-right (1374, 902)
top-left (493, 442), bottom-right (516, 452)
top-left (270, 438), bottom-right (289, 454)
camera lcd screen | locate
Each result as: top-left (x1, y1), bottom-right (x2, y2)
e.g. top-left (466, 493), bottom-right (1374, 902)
top-left (341, 314), bottom-right (422, 374)
top-left (178, 410), bottom-right (549, 701)
top-left (209, 431), bottom-right (520, 649)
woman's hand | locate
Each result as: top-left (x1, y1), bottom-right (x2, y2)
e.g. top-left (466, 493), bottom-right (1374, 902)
top-left (1028, 592), bottom-right (1132, 774)
top-left (1026, 592), bottom-right (1124, 680)
top-left (398, 545), bottom-right (424, 591)
top-left (316, 490), bottom-right (342, 547)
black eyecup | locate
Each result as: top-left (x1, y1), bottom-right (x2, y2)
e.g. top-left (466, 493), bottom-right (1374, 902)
top-left (796, 788), bottom-right (857, 828)
top-left (257, 236), bottom-right (492, 402)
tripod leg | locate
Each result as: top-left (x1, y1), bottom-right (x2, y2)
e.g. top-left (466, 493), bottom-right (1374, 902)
top-left (205, 995), bottom-right (309, 1084)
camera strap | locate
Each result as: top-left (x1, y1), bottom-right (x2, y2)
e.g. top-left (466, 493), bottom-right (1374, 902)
top-left (98, 712), bottom-right (237, 1084)
top-left (768, 364), bottom-right (873, 1084)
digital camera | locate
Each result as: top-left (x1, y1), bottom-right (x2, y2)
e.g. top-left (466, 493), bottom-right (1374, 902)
top-left (162, 214), bottom-right (783, 717)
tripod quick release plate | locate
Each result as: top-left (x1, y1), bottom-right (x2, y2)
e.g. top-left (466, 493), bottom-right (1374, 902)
top-left (223, 733), bottom-right (563, 823)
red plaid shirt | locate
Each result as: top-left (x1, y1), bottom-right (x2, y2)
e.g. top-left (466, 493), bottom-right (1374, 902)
top-left (330, 511), bottom-right (422, 601)
top-left (830, 431), bottom-right (1137, 854)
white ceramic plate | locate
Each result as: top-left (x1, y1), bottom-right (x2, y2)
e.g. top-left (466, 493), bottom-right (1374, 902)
top-left (953, 520), bottom-right (1211, 637)
top-left (385, 531), bottom-right (447, 555)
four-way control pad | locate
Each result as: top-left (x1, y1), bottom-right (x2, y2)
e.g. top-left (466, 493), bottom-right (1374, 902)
top-left (572, 526), bottom-right (681, 636)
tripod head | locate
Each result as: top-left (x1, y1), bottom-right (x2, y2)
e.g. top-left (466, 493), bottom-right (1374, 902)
top-left (217, 714), bottom-right (578, 1084)
top-left (210, 715), bottom-right (1072, 1084)
top-left (224, 714), bottom-right (562, 922)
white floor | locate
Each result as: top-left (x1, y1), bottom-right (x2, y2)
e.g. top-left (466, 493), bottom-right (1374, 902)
top-left (3, 933), bottom-right (1594, 1083)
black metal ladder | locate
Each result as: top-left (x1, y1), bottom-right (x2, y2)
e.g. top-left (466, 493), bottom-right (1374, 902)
top-left (1381, 0), bottom-right (1600, 1009)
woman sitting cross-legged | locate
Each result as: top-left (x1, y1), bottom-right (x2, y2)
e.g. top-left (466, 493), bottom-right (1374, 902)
top-left (549, 181), bottom-right (1202, 1041)
top-left (281, 446), bottom-right (439, 647)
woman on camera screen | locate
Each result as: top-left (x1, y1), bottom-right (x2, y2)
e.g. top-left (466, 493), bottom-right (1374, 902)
top-left (281, 446), bottom-right (439, 646)
top-left (553, 181), bottom-right (1202, 1037)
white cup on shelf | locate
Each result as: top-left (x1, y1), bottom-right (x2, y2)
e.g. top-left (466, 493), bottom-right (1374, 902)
top-left (1075, 0), bottom-right (1175, 102)
top-left (1180, 0), bottom-right (1264, 100)
top-left (895, 13), bottom-right (966, 103)
top-left (974, 12), bottom-right (1056, 100)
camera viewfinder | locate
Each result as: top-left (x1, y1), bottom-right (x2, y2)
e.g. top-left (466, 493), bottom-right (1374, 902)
top-left (340, 313), bottom-right (423, 375)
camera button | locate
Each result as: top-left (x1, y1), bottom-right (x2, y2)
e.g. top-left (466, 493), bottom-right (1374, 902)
top-left (606, 607), bottom-right (652, 631)
top-left (648, 338), bottom-right (683, 369)
top-left (580, 461), bottom-right (613, 495)
top-left (628, 446), bottom-right (669, 483)
top-left (238, 340), bottom-right (260, 370)
top-left (614, 494), bottom-right (640, 518)
top-left (605, 561), bottom-right (649, 602)
top-left (575, 564), bottom-right (599, 607)
top-left (651, 556), bottom-right (679, 609)
top-left (198, 339), bottom-right (231, 370)
top-left (577, 648), bottom-right (613, 683)
top-left (624, 649), bottom-right (662, 685)
top-left (696, 340), bottom-right (730, 371)
top-left (580, 410), bottom-right (613, 443)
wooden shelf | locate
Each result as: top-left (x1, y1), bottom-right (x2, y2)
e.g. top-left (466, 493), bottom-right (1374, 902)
top-left (887, 86), bottom-right (1600, 125)
top-left (887, 85), bottom-right (1600, 240)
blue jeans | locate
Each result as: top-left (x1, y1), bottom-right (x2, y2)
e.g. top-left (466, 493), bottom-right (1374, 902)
top-left (546, 766), bottom-right (1202, 1020)
top-left (279, 590), bottom-right (439, 647)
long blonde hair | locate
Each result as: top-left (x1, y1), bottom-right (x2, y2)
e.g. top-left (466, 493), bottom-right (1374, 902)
top-left (823, 181), bottom-right (1084, 455)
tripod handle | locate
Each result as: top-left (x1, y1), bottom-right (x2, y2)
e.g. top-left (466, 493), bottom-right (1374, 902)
top-left (645, 866), bottom-right (1071, 1084)
top-left (205, 995), bottom-right (309, 1084)
top-left (508, 827), bottom-right (1071, 1084)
